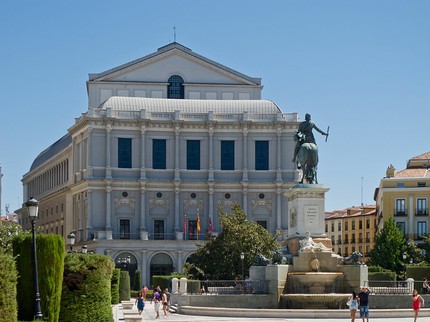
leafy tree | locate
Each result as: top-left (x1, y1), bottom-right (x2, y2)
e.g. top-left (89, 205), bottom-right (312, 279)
top-left (184, 204), bottom-right (279, 280)
top-left (0, 221), bottom-right (28, 254)
top-left (406, 239), bottom-right (424, 264)
top-left (368, 217), bottom-right (407, 274)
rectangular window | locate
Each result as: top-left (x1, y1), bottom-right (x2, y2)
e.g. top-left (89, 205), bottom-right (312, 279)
top-left (256, 220), bottom-right (267, 229)
top-left (255, 141), bottom-right (269, 170)
top-left (119, 219), bottom-right (130, 239)
top-left (221, 141), bottom-right (234, 170)
top-left (417, 221), bottom-right (428, 237)
top-left (338, 222), bottom-right (341, 231)
top-left (366, 219), bottom-right (370, 229)
top-left (331, 222), bottom-right (334, 232)
top-left (395, 199), bottom-right (406, 215)
top-left (397, 222), bottom-right (406, 235)
top-left (187, 140), bottom-right (200, 170)
top-left (417, 198), bottom-right (428, 215)
top-left (154, 220), bottom-right (165, 240)
top-left (344, 234), bottom-right (349, 243)
top-left (359, 220), bottom-right (363, 229)
top-left (345, 221), bottom-right (349, 231)
top-left (118, 138), bottom-right (132, 168)
top-left (153, 139), bottom-right (166, 169)
top-left (351, 233), bottom-right (356, 243)
top-left (351, 220), bottom-right (355, 230)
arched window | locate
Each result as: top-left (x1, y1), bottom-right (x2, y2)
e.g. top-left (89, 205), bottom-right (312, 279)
top-left (167, 75), bottom-right (184, 99)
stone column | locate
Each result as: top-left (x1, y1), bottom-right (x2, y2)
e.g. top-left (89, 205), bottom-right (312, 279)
top-left (106, 185), bottom-right (112, 240)
top-left (140, 125), bottom-right (147, 180)
top-left (208, 124), bottom-right (214, 181)
top-left (140, 183), bottom-right (148, 240)
top-left (106, 123), bottom-right (112, 179)
top-left (87, 127), bottom-right (93, 177)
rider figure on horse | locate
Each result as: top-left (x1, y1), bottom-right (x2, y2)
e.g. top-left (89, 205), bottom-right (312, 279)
top-left (293, 113), bottom-right (328, 167)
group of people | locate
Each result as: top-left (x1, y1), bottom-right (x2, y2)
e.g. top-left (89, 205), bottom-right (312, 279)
top-left (348, 286), bottom-right (425, 322)
top-left (134, 285), bottom-right (171, 319)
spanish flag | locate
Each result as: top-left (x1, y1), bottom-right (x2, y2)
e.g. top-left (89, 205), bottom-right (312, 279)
top-left (197, 213), bottom-right (201, 232)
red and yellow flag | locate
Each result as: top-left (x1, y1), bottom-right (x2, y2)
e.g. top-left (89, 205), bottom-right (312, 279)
top-left (197, 213), bottom-right (201, 232)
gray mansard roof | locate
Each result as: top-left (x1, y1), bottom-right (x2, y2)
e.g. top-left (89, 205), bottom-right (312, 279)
top-left (30, 133), bottom-right (72, 171)
top-left (99, 97), bottom-right (281, 114)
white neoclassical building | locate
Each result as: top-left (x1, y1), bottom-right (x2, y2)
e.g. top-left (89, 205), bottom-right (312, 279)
top-left (17, 42), bottom-right (300, 285)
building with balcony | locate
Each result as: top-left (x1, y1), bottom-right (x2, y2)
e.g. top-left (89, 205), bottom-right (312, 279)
top-left (16, 42), bottom-right (300, 284)
top-left (374, 152), bottom-right (430, 246)
top-left (325, 205), bottom-right (377, 262)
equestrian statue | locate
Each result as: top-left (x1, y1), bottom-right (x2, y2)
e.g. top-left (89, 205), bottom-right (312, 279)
top-left (293, 113), bottom-right (329, 184)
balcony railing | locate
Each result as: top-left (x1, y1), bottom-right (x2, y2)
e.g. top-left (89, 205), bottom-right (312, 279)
top-left (394, 209), bottom-right (407, 216)
top-left (110, 232), bottom-right (209, 241)
top-left (416, 209), bottom-right (429, 216)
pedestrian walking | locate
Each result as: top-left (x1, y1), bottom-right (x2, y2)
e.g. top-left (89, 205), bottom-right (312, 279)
top-left (135, 291), bottom-right (145, 315)
top-left (151, 288), bottom-right (161, 319)
top-left (347, 290), bottom-right (359, 322)
top-left (142, 285), bottom-right (148, 301)
top-left (162, 288), bottom-right (171, 316)
top-left (412, 289), bottom-right (425, 322)
top-left (358, 286), bottom-right (370, 322)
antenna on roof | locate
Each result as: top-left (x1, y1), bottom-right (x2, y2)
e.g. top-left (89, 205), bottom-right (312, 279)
top-left (173, 25), bottom-right (176, 42)
top-left (361, 176), bottom-right (364, 206)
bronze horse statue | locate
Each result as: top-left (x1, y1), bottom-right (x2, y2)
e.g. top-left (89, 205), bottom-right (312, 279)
top-left (295, 135), bottom-right (319, 184)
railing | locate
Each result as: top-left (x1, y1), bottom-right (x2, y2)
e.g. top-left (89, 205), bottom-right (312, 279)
top-left (394, 209), bottom-right (407, 216)
top-left (366, 280), bottom-right (414, 295)
top-left (416, 209), bottom-right (428, 216)
top-left (187, 280), bottom-right (269, 295)
top-left (110, 232), bottom-right (209, 241)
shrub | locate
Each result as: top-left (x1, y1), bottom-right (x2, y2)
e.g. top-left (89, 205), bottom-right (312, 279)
top-left (133, 270), bottom-right (142, 291)
top-left (13, 233), bottom-right (64, 322)
top-left (119, 271), bottom-right (130, 301)
top-left (0, 253), bottom-right (17, 322)
top-left (111, 268), bottom-right (120, 304)
top-left (60, 253), bottom-right (114, 322)
top-left (406, 265), bottom-right (430, 280)
top-left (152, 275), bottom-right (173, 291)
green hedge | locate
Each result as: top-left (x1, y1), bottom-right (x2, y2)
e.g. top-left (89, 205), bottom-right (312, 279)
top-left (151, 275), bottom-right (174, 291)
top-left (406, 265), bottom-right (430, 280)
top-left (133, 270), bottom-right (142, 291)
top-left (119, 271), bottom-right (130, 301)
top-left (13, 234), bottom-right (64, 322)
top-left (186, 280), bottom-right (201, 294)
top-left (59, 253), bottom-right (114, 322)
top-left (111, 268), bottom-right (120, 304)
top-left (368, 271), bottom-right (397, 281)
top-left (0, 253), bottom-right (17, 322)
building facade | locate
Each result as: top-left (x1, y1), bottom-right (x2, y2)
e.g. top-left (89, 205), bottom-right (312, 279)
top-left (325, 205), bottom-right (377, 262)
top-left (374, 152), bottom-right (430, 246)
top-left (17, 43), bottom-right (301, 284)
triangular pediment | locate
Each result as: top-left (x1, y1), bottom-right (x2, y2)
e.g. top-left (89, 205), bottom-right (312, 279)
top-left (88, 42), bottom-right (261, 86)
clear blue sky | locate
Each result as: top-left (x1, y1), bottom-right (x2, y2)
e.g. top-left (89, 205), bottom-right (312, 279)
top-left (1, 1), bottom-right (429, 214)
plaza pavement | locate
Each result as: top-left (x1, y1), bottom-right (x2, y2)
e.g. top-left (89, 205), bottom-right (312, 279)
top-left (113, 300), bottom-right (430, 321)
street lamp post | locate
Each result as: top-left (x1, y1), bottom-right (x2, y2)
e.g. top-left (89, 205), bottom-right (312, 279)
top-left (402, 252), bottom-right (407, 279)
top-left (240, 252), bottom-right (244, 281)
top-left (81, 245), bottom-right (88, 254)
top-left (67, 232), bottom-right (75, 252)
top-left (26, 197), bottom-right (43, 320)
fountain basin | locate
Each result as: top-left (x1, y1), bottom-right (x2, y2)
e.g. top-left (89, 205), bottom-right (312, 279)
top-left (287, 272), bottom-right (344, 294)
top-left (281, 293), bottom-right (350, 309)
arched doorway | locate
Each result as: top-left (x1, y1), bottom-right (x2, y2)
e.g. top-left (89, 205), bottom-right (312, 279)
top-left (115, 252), bottom-right (138, 288)
top-left (150, 253), bottom-right (173, 285)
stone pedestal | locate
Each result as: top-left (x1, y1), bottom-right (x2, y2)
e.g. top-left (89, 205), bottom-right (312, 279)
top-left (283, 184), bottom-right (329, 254)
